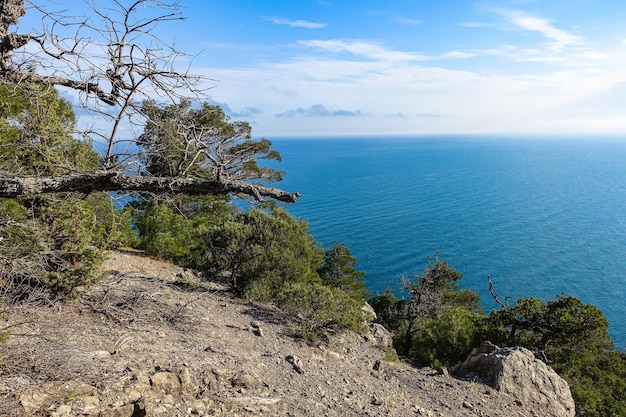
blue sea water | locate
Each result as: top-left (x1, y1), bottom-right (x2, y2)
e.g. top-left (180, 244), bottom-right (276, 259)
top-left (269, 136), bottom-right (626, 350)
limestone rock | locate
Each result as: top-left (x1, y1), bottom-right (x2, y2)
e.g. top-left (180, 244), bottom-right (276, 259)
top-left (452, 342), bottom-right (576, 417)
top-left (230, 370), bottom-right (261, 393)
top-left (173, 365), bottom-right (198, 396)
top-left (368, 322), bottom-right (394, 348)
top-left (99, 403), bottom-right (139, 417)
top-left (150, 371), bottom-right (180, 394)
top-left (18, 381), bottom-right (97, 415)
top-left (250, 321), bottom-right (264, 337)
top-left (286, 355), bottom-right (304, 374)
top-left (50, 404), bottom-right (72, 417)
top-left (362, 302), bottom-right (377, 322)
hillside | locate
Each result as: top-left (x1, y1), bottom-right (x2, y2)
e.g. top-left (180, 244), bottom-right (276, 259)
top-left (0, 250), bottom-right (569, 417)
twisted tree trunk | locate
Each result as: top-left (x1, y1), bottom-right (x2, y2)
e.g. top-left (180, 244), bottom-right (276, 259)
top-left (0, 171), bottom-right (299, 202)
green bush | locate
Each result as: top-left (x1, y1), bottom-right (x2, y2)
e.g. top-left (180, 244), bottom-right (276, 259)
top-left (371, 254), bottom-right (481, 361)
top-left (482, 294), bottom-right (625, 417)
top-left (0, 83), bottom-right (99, 176)
top-left (1, 193), bottom-right (134, 297)
top-left (0, 83), bottom-right (134, 299)
top-left (128, 195), bottom-right (237, 266)
top-left (138, 100), bottom-right (283, 183)
top-left (406, 306), bottom-right (482, 368)
top-left (317, 242), bottom-right (369, 302)
top-left (229, 207), bottom-right (323, 298)
top-left (370, 288), bottom-right (401, 327)
top-left (131, 200), bottom-right (371, 336)
top-left (372, 256), bottom-right (625, 416)
top-left (557, 349), bottom-right (626, 417)
top-left (276, 281), bottom-right (366, 337)
top-left (131, 198), bottom-right (195, 261)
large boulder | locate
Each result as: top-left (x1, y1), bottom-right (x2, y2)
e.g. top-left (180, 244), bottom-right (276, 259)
top-left (452, 342), bottom-right (575, 417)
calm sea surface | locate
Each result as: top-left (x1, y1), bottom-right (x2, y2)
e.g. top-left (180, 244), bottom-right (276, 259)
top-left (269, 136), bottom-right (626, 349)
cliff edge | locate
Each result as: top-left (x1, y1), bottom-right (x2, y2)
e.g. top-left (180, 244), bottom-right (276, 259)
top-left (0, 250), bottom-right (574, 417)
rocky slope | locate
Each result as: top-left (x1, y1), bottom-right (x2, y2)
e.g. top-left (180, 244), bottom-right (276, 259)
top-left (0, 250), bottom-right (573, 416)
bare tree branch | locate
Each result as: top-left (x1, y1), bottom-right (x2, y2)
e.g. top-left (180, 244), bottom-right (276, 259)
top-left (487, 274), bottom-right (510, 309)
top-left (0, 171), bottom-right (300, 202)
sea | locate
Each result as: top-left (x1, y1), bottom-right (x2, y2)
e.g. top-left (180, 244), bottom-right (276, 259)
top-left (267, 135), bottom-right (626, 350)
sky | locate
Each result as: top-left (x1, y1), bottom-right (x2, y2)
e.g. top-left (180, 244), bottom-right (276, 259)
top-left (18, 1), bottom-right (626, 137)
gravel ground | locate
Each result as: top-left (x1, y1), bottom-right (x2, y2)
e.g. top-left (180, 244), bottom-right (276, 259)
top-left (0, 250), bottom-right (551, 416)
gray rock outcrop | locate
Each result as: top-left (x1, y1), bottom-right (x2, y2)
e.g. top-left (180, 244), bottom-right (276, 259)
top-left (367, 322), bottom-right (394, 348)
top-left (452, 341), bottom-right (576, 417)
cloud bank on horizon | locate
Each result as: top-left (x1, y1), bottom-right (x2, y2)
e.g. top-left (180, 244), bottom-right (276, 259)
top-left (23, 0), bottom-right (626, 137)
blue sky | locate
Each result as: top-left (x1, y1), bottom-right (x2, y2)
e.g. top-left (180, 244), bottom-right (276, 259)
top-left (20, 1), bottom-right (626, 137)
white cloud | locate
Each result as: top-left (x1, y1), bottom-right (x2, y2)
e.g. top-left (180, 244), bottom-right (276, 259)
top-left (272, 57), bottom-right (395, 81)
top-left (442, 51), bottom-right (478, 59)
top-left (514, 16), bottom-right (578, 44)
top-left (438, 45), bottom-right (566, 63)
top-left (458, 8), bottom-right (605, 67)
top-left (460, 22), bottom-right (496, 28)
top-left (268, 85), bottom-right (299, 98)
top-left (497, 10), bottom-right (582, 52)
top-left (298, 39), bottom-right (431, 62)
top-left (276, 104), bottom-right (366, 118)
top-left (198, 54), bottom-right (626, 136)
top-left (192, 9), bottom-right (626, 136)
top-left (206, 97), bottom-right (263, 118)
top-left (267, 17), bottom-right (327, 29)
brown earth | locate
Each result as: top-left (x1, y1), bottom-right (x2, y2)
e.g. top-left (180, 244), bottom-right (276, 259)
top-left (0, 250), bottom-right (561, 416)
